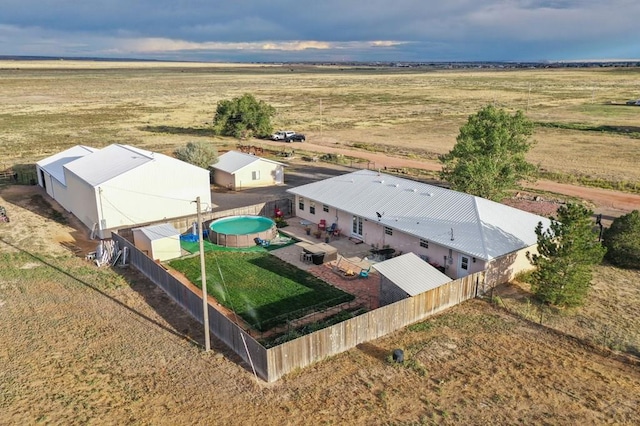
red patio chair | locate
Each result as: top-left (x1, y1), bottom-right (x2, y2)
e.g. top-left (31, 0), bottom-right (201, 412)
top-left (318, 219), bottom-right (327, 231)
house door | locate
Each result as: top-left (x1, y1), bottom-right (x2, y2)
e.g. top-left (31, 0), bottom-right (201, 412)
top-left (275, 167), bottom-right (283, 184)
top-left (352, 215), bottom-right (363, 238)
top-left (458, 255), bottom-right (471, 278)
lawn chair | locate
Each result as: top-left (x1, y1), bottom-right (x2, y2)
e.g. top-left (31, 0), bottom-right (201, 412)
top-left (359, 266), bottom-right (371, 278)
top-left (253, 237), bottom-right (270, 247)
top-left (318, 219), bottom-right (327, 231)
top-left (328, 223), bottom-right (340, 237)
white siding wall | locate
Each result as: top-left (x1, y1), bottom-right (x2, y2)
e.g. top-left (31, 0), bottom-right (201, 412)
top-left (233, 162), bottom-right (281, 189)
top-left (150, 238), bottom-right (181, 261)
top-left (132, 229), bottom-right (153, 257)
top-left (295, 195), bottom-right (489, 280)
top-left (64, 171), bottom-right (100, 232)
top-left (101, 161), bottom-right (211, 230)
top-left (213, 170), bottom-right (235, 190)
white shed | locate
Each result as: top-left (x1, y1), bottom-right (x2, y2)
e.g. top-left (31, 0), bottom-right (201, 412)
top-left (36, 144), bottom-right (212, 239)
top-left (373, 253), bottom-right (452, 306)
top-left (132, 223), bottom-right (181, 261)
top-left (211, 151), bottom-right (284, 190)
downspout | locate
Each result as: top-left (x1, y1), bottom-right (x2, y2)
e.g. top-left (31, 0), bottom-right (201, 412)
top-left (98, 187), bottom-right (105, 237)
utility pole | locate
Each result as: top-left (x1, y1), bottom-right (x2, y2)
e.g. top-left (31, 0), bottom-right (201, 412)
top-left (196, 196), bottom-right (211, 352)
top-left (319, 99), bottom-right (323, 139)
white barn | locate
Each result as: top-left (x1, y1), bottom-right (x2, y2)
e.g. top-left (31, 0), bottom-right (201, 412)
top-left (211, 151), bottom-right (284, 190)
top-left (288, 169), bottom-right (551, 291)
top-left (36, 144), bottom-right (212, 239)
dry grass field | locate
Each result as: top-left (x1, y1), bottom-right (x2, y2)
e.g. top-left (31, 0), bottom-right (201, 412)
top-left (1, 61), bottom-right (640, 424)
top-left (2, 61), bottom-right (640, 187)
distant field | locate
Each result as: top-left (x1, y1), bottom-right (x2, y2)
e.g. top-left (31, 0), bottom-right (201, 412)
top-left (1, 61), bottom-right (639, 186)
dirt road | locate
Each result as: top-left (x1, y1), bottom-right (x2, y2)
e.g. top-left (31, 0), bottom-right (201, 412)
top-left (268, 140), bottom-right (639, 216)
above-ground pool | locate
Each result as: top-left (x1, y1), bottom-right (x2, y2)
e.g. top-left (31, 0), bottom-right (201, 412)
top-left (208, 215), bottom-right (277, 247)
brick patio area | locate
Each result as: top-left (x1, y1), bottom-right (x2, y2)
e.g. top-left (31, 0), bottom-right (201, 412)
top-left (270, 217), bottom-right (381, 309)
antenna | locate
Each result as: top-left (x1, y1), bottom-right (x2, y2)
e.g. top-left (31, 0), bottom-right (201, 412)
top-left (450, 228), bottom-right (454, 241)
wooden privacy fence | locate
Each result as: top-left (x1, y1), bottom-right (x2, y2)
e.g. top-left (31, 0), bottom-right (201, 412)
top-left (117, 198), bottom-right (293, 241)
top-left (113, 230), bottom-right (483, 382)
top-left (111, 233), bottom-right (269, 379)
top-left (265, 272), bottom-right (483, 381)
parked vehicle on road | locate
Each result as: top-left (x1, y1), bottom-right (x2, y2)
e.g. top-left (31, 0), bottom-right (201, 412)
top-left (285, 133), bottom-right (306, 142)
top-left (271, 130), bottom-right (296, 141)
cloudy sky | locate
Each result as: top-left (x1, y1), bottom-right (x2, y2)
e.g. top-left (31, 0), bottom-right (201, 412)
top-left (1, 0), bottom-right (639, 62)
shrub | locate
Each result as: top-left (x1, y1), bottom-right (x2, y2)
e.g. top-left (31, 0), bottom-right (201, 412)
top-left (603, 210), bottom-right (640, 269)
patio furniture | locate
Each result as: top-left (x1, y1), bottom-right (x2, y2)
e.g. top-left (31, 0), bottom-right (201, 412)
top-left (300, 252), bottom-right (313, 263)
top-left (328, 223), bottom-right (340, 237)
top-left (254, 237), bottom-right (270, 247)
top-left (318, 219), bottom-right (327, 231)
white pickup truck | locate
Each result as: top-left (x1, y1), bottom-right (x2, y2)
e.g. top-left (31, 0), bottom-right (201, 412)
top-left (271, 130), bottom-right (296, 141)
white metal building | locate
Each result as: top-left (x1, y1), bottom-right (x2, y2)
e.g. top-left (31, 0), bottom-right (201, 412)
top-left (373, 253), bottom-right (452, 305)
top-left (211, 150), bottom-right (284, 190)
top-left (36, 144), bottom-right (212, 238)
top-left (132, 223), bottom-right (182, 261)
top-left (288, 169), bottom-right (551, 291)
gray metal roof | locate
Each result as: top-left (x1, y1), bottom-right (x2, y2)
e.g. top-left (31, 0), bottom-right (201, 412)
top-left (133, 223), bottom-right (180, 241)
top-left (373, 253), bottom-right (452, 296)
top-left (36, 145), bottom-right (98, 185)
top-left (287, 169), bottom-right (551, 261)
top-left (211, 151), bottom-right (284, 174)
top-left (63, 144), bottom-right (155, 186)
top-left (58, 144), bottom-right (208, 187)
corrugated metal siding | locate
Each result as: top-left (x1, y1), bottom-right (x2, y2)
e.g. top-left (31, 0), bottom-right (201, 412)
top-left (65, 144), bottom-right (154, 187)
top-left (373, 252), bottom-right (452, 296)
top-left (288, 170), bottom-right (550, 261)
top-left (96, 150), bottom-right (211, 229)
top-left (134, 223), bottom-right (180, 241)
top-left (36, 145), bottom-right (97, 185)
top-left (212, 151), bottom-right (285, 174)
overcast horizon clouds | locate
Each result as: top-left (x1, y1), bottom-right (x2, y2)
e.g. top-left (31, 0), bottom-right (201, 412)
top-left (1, 1), bottom-right (639, 62)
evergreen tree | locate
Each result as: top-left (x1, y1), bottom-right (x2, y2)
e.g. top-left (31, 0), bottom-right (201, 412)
top-left (528, 203), bottom-right (606, 307)
top-left (603, 210), bottom-right (640, 269)
top-left (439, 105), bottom-right (536, 201)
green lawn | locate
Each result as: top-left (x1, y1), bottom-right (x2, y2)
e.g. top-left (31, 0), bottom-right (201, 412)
top-left (169, 251), bottom-right (354, 331)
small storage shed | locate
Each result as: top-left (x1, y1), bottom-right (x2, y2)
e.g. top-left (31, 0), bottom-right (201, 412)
top-left (132, 223), bottom-right (181, 262)
top-left (373, 252), bottom-right (452, 306)
top-left (211, 151), bottom-right (285, 190)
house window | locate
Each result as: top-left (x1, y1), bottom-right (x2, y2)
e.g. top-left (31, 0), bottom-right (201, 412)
top-left (461, 256), bottom-right (469, 270)
top-left (419, 239), bottom-right (429, 249)
top-left (252, 170), bottom-right (260, 180)
top-left (384, 226), bottom-right (393, 236)
top-left (298, 197), bottom-right (304, 211)
top-left (309, 202), bottom-right (316, 214)
top-left (323, 204), bottom-right (329, 213)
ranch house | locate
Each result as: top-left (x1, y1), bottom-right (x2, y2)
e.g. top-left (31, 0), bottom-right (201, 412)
top-left (36, 144), bottom-right (212, 239)
top-left (287, 169), bottom-right (550, 291)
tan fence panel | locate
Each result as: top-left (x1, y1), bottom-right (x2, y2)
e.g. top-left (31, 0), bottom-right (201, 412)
top-left (112, 233), bottom-right (269, 380)
top-left (266, 272), bottom-right (483, 381)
